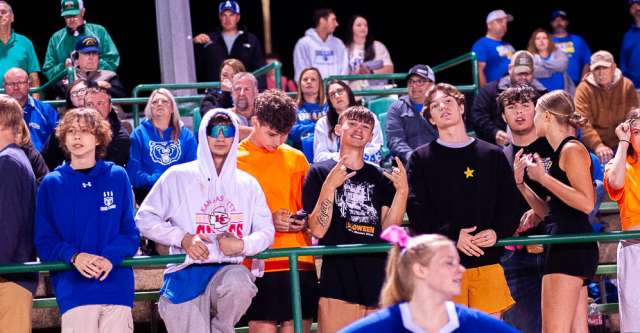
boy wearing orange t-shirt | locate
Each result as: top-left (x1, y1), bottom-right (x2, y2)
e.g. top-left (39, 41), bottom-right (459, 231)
top-left (237, 89), bottom-right (318, 333)
top-left (604, 109), bottom-right (640, 333)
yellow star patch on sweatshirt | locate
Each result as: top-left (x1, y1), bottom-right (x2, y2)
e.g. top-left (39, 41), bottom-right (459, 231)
top-left (464, 167), bottom-right (474, 179)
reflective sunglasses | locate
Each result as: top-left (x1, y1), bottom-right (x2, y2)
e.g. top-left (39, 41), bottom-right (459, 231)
top-left (207, 124), bottom-right (236, 138)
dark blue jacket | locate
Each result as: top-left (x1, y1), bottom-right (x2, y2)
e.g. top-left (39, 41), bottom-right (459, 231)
top-left (0, 144), bottom-right (38, 294)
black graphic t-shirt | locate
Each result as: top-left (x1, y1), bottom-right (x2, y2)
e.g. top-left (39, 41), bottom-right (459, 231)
top-left (504, 138), bottom-right (554, 237)
top-left (302, 159), bottom-right (394, 306)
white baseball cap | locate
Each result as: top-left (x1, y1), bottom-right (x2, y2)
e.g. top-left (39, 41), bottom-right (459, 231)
top-left (486, 9), bottom-right (514, 23)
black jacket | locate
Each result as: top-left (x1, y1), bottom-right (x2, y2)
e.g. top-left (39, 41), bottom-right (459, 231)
top-left (42, 109), bottom-right (130, 170)
top-left (53, 69), bottom-right (127, 100)
top-left (469, 77), bottom-right (547, 144)
top-left (200, 89), bottom-right (233, 116)
top-left (20, 144), bottom-right (49, 186)
top-left (195, 26), bottom-right (265, 83)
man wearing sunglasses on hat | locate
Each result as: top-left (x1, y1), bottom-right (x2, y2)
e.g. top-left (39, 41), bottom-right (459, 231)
top-left (135, 108), bottom-right (274, 333)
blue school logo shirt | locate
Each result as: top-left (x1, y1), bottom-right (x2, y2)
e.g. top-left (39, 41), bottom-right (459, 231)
top-left (472, 37), bottom-right (515, 82)
top-left (552, 34), bottom-right (592, 84)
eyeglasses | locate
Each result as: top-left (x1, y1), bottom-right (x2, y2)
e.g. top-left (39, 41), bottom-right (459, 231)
top-left (5, 81), bottom-right (29, 88)
top-left (328, 87), bottom-right (346, 98)
top-left (207, 124), bottom-right (236, 138)
top-left (70, 88), bottom-right (88, 98)
top-left (407, 78), bottom-right (428, 86)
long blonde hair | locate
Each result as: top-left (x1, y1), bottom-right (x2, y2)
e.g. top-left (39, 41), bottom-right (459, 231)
top-left (379, 234), bottom-right (453, 307)
top-left (143, 88), bottom-right (181, 141)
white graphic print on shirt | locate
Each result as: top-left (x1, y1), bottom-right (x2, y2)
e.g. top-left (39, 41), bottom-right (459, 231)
top-left (194, 195), bottom-right (245, 238)
top-left (335, 179), bottom-right (378, 237)
top-left (496, 44), bottom-right (515, 58)
top-left (149, 140), bottom-right (182, 165)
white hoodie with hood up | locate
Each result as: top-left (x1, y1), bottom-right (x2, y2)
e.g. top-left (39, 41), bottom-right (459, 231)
top-left (135, 109), bottom-right (274, 275)
top-left (293, 28), bottom-right (349, 82)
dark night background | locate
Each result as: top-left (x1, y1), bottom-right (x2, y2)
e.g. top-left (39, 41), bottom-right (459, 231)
top-left (9, 0), bottom-right (636, 95)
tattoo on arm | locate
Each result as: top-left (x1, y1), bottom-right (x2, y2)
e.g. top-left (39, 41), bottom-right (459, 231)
top-left (318, 199), bottom-right (332, 228)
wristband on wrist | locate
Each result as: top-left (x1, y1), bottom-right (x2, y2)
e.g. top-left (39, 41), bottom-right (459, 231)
top-left (620, 140), bottom-right (631, 145)
top-left (70, 252), bottom-right (79, 264)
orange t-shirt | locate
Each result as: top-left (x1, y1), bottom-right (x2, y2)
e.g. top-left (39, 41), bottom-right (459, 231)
top-left (237, 139), bottom-right (315, 272)
top-left (604, 158), bottom-right (640, 230)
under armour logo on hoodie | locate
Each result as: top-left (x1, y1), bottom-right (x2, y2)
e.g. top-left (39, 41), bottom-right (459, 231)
top-left (82, 182), bottom-right (92, 188)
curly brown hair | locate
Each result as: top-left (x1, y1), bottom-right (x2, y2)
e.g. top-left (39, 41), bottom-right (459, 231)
top-left (56, 108), bottom-right (113, 159)
top-left (255, 89), bottom-right (297, 134)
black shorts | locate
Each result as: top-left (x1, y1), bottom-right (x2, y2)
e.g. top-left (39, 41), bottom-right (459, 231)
top-left (245, 270), bottom-right (319, 323)
top-left (543, 222), bottom-right (599, 279)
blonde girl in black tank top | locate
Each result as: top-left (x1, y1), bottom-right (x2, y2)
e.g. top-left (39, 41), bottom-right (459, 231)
top-left (513, 90), bottom-right (598, 333)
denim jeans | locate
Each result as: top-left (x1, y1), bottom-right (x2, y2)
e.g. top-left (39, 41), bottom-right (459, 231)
top-left (588, 179), bottom-right (605, 226)
top-left (501, 250), bottom-right (544, 333)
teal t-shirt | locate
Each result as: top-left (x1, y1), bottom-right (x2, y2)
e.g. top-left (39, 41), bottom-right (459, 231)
top-left (0, 31), bottom-right (40, 84)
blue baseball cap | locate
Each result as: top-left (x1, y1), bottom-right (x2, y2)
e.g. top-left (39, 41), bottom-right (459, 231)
top-left (75, 35), bottom-right (100, 54)
top-left (550, 10), bottom-right (568, 20)
top-left (406, 64), bottom-right (436, 83)
top-left (219, 1), bottom-right (240, 14)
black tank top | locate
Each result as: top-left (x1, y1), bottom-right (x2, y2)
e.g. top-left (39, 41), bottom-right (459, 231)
top-left (546, 136), bottom-right (593, 234)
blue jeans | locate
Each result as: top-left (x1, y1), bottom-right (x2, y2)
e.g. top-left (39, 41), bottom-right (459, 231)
top-left (588, 179), bottom-right (605, 226)
top-left (501, 250), bottom-right (544, 333)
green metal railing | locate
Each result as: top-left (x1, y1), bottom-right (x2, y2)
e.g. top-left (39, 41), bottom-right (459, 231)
top-left (0, 67), bottom-right (74, 95)
top-left (324, 52), bottom-right (479, 96)
top-left (130, 61), bottom-right (282, 126)
top-left (0, 230), bottom-right (638, 333)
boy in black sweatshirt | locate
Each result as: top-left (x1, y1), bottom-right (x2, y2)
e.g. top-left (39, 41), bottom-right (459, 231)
top-left (407, 83), bottom-right (518, 318)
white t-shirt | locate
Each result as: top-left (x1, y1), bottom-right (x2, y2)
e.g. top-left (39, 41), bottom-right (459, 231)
top-left (348, 40), bottom-right (393, 90)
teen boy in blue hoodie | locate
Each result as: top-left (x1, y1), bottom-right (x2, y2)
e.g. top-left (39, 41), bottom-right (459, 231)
top-left (35, 107), bottom-right (140, 332)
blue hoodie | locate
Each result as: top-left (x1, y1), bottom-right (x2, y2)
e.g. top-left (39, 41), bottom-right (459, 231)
top-left (126, 119), bottom-right (197, 190)
top-left (35, 160), bottom-right (140, 315)
top-left (288, 102), bottom-right (328, 150)
top-left (621, 25), bottom-right (640, 87)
